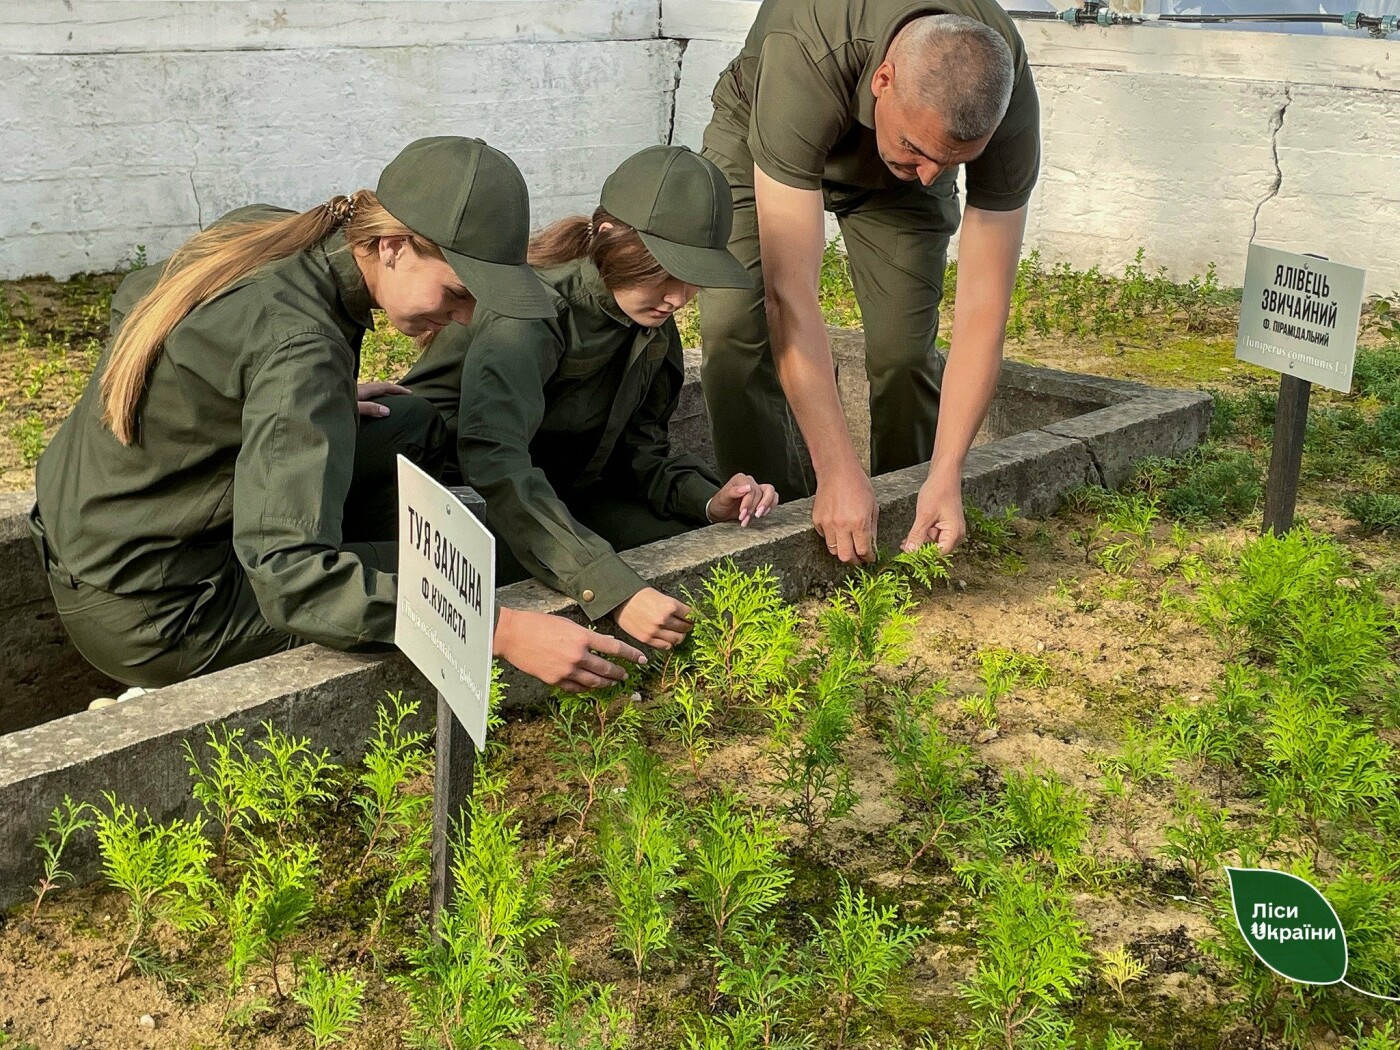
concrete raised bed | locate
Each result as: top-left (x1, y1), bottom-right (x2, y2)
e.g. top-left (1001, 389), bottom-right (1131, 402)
top-left (0, 331), bottom-right (1210, 909)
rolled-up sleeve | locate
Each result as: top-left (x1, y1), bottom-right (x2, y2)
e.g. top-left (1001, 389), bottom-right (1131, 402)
top-left (232, 331), bottom-right (398, 648)
top-left (748, 31), bottom-right (850, 191)
top-left (455, 315), bottom-right (648, 620)
top-left (964, 64), bottom-right (1041, 212)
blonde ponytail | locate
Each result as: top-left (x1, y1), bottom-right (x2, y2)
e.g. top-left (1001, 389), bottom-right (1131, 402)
top-left (100, 189), bottom-right (441, 445)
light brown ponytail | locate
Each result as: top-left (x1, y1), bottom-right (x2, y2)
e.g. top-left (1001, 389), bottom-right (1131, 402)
top-left (528, 207), bottom-right (669, 294)
top-left (100, 189), bottom-right (442, 445)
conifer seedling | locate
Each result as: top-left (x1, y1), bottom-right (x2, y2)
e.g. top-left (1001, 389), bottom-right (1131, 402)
top-left (217, 839), bottom-right (318, 998)
top-left (684, 792), bottom-right (792, 1001)
top-left (93, 795), bottom-right (215, 981)
top-left (806, 880), bottom-right (929, 1050)
top-left (774, 653), bottom-right (863, 841)
top-left (548, 683), bottom-right (641, 832)
top-left (292, 956), bottom-right (366, 1049)
top-left (960, 862), bottom-right (1090, 1050)
top-left (716, 920), bottom-right (813, 1050)
top-left (542, 943), bottom-right (633, 1050)
top-left (598, 748), bottom-right (685, 1008)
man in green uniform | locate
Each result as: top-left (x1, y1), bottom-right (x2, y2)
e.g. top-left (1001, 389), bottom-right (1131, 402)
top-left (699, 0), bottom-right (1041, 563)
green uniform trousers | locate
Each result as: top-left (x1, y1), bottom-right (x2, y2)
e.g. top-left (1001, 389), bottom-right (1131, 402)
top-left (491, 487), bottom-right (694, 590)
top-left (37, 394), bottom-right (447, 688)
top-left (698, 148), bottom-right (959, 500)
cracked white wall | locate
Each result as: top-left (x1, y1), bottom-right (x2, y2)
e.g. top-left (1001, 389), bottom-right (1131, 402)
top-left (4, 1), bottom-right (1399, 291)
top-left (1, 22), bottom-right (680, 279)
top-left (670, 6), bottom-right (1400, 293)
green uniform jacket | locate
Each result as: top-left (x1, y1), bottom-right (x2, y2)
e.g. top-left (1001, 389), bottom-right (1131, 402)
top-left (34, 208), bottom-right (397, 650)
top-left (705, 0), bottom-right (1041, 215)
top-left (404, 258), bottom-right (722, 620)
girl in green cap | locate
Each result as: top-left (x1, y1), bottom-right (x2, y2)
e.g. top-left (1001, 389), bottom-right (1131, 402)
top-left (32, 136), bottom-right (645, 704)
top-left (404, 145), bottom-right (779, 652)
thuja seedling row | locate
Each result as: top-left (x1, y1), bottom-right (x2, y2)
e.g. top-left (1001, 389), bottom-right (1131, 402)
top-left (21, 516), bottom-right (1400, 1049)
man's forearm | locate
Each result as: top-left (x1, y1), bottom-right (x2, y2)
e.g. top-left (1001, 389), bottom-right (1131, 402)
top-left (927, 317), bottom-right (1003, 485)
top-left (928, 204), bottom-right (1026, 486)
top-left (767, 292), bottom-right (862, 478)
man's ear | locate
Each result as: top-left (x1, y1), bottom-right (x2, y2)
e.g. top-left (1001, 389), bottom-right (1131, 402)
top-left (870, 60), bottom-right (895, 99)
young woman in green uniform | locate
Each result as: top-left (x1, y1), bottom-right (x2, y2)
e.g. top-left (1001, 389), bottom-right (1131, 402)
top-left (404, 146), bottom-right (779, 652)
top-left (31, 136), bottom-right (644, 697)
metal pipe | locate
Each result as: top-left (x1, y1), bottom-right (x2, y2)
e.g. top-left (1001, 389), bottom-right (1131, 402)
top-left (1007, 6), bottom-right (1397, 34)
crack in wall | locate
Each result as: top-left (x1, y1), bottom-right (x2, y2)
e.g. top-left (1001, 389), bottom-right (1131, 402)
top-left (665, 36), bottom-right (689, 145)
top-left (186, 120), bottom-right (205, 229)
top-left (1044, 426), bottom-right (1109, 487)
top-left (1250, 85), bottom-right (1291, 244)
top-left (1080, 440), bottom-right (1108, 488)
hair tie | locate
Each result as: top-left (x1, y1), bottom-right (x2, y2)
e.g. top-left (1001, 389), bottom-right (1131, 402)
top-left (586, 219), bottom-right (596, 241)
top-left (323, 195), bottom-right (355, 226)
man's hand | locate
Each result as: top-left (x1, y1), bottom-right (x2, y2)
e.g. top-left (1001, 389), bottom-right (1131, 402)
top-left (902, 473), bottom-right (966, 556)
top-left (493, 607), bottom-right (646, 693)
top-left (356, 381), bottom-right (412, 417)
top-left (613, 587), bottom-right (695, 650)
top-left (813, 463), bottom-right (879, 564)
top-left (707, 473), bottom-right (780, 526)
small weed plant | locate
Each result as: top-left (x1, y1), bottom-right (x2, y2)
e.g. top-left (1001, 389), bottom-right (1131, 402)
top-left (31, 796), bottom-right (95, 919)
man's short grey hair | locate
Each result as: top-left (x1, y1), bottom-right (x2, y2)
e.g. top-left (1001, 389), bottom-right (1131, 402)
top-left (889, 13), bottom-right (1015, 142)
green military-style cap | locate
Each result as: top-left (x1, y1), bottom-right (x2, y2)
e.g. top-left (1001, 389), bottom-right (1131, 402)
top-left (600, 146), bottom-right (751, 290)
top-left (377, 136), bottom-right (555, 319)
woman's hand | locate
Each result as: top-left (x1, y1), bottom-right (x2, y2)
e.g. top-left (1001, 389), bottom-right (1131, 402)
top-left (356, 381), bottom-right (412, 417)
top-left (706, 473), bottom-right (780, 527)
top-left (493, 607), bottom-right (645, 693)
top-left (613, 587), bottom-right (694, 650)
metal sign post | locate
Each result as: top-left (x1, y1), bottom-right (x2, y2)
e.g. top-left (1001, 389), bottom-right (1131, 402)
top-left (1234, 245), bottom-right (1365, 535)
top-left (395, 460), bottom-right (496, 930)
